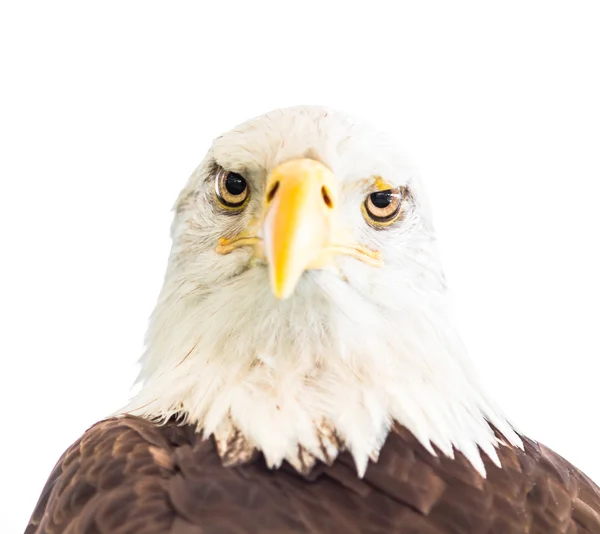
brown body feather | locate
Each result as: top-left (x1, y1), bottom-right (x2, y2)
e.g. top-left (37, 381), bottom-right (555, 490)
top-left (26, 415), bottom-right (600, 534)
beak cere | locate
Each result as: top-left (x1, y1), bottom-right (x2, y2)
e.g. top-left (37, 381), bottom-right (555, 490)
top-left (262, 159), bottom-right (337, 299)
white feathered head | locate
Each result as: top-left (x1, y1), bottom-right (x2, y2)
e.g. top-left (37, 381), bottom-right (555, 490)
top-left (123, 106), bottom-right (520, 475)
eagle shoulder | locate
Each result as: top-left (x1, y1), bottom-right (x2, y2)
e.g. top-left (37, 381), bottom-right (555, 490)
top-left (25, 415), bottom-right (197, 534)
top-left (353, 426), bottom-right (600, 533)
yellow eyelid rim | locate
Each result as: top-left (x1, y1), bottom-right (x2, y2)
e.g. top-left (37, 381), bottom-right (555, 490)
top-left (373, 176), bottom-right (395, 191)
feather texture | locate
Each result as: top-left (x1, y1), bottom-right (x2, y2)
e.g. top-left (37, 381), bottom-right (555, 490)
top-left (26, 415), bottom-right (600, 534)
top-left (122, 106), bottom-right (520, 475)
top-left (27, 106), bottom-right (600, 533)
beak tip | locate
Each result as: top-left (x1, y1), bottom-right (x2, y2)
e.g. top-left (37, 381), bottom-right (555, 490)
top-left (270, 279), bottom-right (294, 300)
top-left (268, 257), bottom-right (302, 300)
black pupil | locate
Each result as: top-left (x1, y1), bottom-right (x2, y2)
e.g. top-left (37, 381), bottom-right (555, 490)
top-left (370, 190), bottom-right (393, 208)
top-left (225, 173), bottom-right (246, 196)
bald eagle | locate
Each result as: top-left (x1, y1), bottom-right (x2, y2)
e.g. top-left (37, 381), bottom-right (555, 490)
top-left (27, 107), bottom-right (600, 533)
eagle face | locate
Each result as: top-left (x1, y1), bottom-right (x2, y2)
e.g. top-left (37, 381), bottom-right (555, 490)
top-left (173, 106), bottom-right (440, 318)
top-left (125, 106), bottom-right (520, 475)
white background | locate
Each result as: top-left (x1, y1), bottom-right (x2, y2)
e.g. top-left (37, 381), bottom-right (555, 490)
top-left (1, 2), bottom-right (599, 532)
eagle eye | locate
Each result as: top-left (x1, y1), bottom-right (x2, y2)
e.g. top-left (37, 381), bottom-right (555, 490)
top-left (363, 187), bottom-right (403, 226)
top-left (215, 168), bottom-right (249, 209)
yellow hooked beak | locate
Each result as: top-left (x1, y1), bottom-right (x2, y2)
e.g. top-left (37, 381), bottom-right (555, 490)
top-left (261, 159), bottom-right (382, 299)
top-left (216, 158), bottom-right (383, 299)
top-left (262, 159), bottom-right (338, 299)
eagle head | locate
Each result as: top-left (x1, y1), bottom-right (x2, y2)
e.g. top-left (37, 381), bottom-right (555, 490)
top-left (122, 106), bottom-right (520, 476)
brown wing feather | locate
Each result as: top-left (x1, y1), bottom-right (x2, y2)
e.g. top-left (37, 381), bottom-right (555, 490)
top-left (26, 415), bottom-right (600, 534)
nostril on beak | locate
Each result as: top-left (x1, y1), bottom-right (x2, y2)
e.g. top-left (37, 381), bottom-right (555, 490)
top-left (321, 185), bottom-right (333, 208)
top-left (266, 181), bottom-right (280, 203)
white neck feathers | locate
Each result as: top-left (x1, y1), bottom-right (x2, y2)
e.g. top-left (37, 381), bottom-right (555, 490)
top-left (121, 265), bottom-right (521, 476)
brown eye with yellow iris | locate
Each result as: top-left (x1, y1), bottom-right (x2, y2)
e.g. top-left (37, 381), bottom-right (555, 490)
top-left (363, 187), bottom-right (403, 226)
top-left (215, 168), bottom-right (249, 209)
